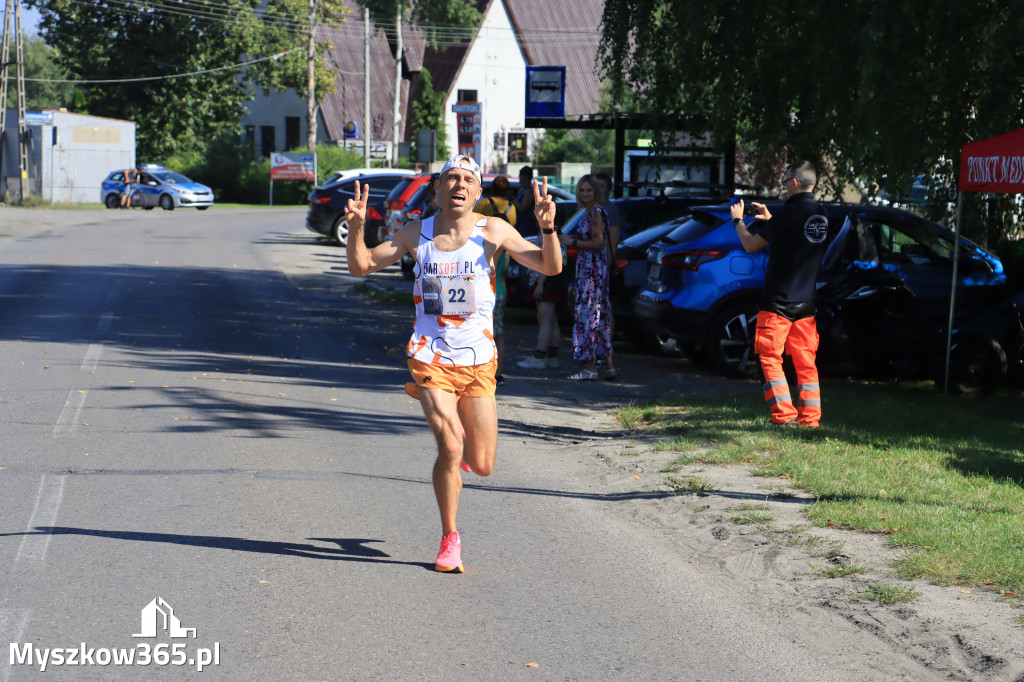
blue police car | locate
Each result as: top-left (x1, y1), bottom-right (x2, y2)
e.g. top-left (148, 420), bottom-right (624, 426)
top-left (101, 166), bottom-right (214, 210)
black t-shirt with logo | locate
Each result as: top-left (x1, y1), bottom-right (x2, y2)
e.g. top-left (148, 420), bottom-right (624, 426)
top-left (754, 192), bottom-right (829, 319)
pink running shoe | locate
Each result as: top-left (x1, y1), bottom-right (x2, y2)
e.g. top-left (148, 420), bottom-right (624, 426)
top-left (435, 531), bottom-right (464, 573)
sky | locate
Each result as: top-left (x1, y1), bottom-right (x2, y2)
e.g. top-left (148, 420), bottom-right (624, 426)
top-left (2, 4), bottom-right (41, 35)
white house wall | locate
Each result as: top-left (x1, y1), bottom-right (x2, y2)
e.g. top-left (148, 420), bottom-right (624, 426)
top-left (444, 0), bottom-right (535, 173)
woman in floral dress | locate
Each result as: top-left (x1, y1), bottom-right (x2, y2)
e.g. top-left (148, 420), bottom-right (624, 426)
top-left (560, 175), bottom-right (613, 380)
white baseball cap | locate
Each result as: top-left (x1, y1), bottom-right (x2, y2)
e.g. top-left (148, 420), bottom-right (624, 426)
top-left (439, 155), bottom-right (482, 183)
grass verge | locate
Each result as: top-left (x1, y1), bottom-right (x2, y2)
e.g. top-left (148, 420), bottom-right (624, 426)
top-left (617, 379), bottom-right (1024, 594)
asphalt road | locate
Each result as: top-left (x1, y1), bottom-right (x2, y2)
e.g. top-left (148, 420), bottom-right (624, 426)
top-left (0, 206), bottom-right (892, 680)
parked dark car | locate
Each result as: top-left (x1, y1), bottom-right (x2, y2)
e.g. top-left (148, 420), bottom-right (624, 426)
top-left (306, 170), bottom-right (414, 247)
top-left (635, 202), bottom-right (1008, 378)
top-left (506, 194), bottom-right (731, 329)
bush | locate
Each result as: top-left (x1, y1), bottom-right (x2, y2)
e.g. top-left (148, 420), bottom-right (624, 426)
top-left (162, 139), bottom-right (372, 205)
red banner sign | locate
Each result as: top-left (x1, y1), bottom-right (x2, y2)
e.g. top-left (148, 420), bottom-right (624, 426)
top-left (958, 127), bottom-right (1024, 194)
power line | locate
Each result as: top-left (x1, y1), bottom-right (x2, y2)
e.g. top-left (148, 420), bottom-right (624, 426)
top-left (22, 47), bottom-right (300, 84)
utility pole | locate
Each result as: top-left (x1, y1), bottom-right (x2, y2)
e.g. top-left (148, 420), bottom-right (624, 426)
top-left (363, 6), bottom-right (370, 169)
top-left (390, 2), bottom-right (402, 168)
top-left (305, 0), bottom-right (317, 151)
top-left (1, 0), bottom-right (30, 200)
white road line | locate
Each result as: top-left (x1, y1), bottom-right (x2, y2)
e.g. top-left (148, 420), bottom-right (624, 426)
top-left (81, 343), bottom-right (104, 371)
top-left (96, 311), bottom-right (115, 333)
top-left (0, 610), bottom-right (31, 682)
top-left (16, 475), bottom-right (67, 562)
top-left (53, 389), bottom-right (88, 436)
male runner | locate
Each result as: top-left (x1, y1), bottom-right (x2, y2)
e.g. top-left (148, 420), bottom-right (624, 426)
top-left (345, 155), bottom-right (562, 572)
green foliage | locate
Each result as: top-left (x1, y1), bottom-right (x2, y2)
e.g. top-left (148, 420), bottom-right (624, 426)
top-left (3, 35), bottom-right (78, 110)
top-left (249, 0), bottom-right (348, 105)
top-left (358, 0), bottom-right (481, 48)
top-left (26, 0), bottom-right (268, 161)
top-left (535, 128), bottom-right (615, 166)
top-left (410, 67), bottom-right (448, 160)
top-left (164, 140), bottom-right (364, 204)
top-left (599, 1), bottom-right (1024, 242)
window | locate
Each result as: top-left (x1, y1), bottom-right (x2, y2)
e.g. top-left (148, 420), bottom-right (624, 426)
top-left (260, 126), bottom-right (276, 157)
top-left (285, 117), bottom-right (300, 151)
top-left (457, 89), bottom-right (477, 102)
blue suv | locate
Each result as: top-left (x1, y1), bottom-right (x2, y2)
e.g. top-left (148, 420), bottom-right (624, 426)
top-left (635, 201), bottom-right (1006, 378)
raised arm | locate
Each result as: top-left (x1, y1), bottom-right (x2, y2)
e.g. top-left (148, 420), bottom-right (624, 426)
top-left (492, 178), bottom-right (562, 276)
top-left (345, 180), bottom-right (412, 276)
top-left (730, 199), bottom-right (769, 254)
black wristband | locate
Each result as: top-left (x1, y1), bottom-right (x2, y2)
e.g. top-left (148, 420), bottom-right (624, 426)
top-left (732, 217), bottom-right (743, 227)
top-left (541, 227), bottom-right (555, 234)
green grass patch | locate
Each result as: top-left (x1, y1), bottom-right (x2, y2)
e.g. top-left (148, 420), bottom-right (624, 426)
top-left (811, 561), bottom-right (871, 579)
top-left (617, 380), bottom-right (1024, 594)
top-left (727, 504), bottom-right (776, 525)
top-left (852, 584), bottom-right (921, 605)
top-left (666, 476), bottom-right (718, 493)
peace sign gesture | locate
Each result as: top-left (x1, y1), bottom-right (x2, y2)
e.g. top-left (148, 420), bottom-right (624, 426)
top-left (345, 180), bottom-right (370, 228)
top-left (532, 177), bottom-right (555, 231)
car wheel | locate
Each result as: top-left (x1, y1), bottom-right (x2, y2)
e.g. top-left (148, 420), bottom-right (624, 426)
top-left (706, 302), bottom-right (761, 379)
top-left (104, 193), bottom-right (120, 209)
top-left (331, 215), bottom-right (349, 246)
top-left (938, 334), bottom-right (1007, 396)
top-left (159, 194), bottom-right (174, 211)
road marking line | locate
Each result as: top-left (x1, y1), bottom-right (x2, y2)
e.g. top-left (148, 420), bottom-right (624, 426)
top-left (16, 475), bottom-right (67, 562)
top-left (54, 389), bottom-right (88, 436)
top-left (0, 610), bottom-right (31, 682)
top-left (96, 311), bottom-right (115, 333)
top-left (81, 343), bottom-right (104, 371)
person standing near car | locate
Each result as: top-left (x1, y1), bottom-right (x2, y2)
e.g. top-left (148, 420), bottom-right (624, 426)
top-left (120, 166), bottom-right (139, 208)
top-left (560, 174), bottom-right (614, 381)
top-left (344, 155), bottom-right (562, 573)
top-left (731, 160), bottom-right (829, 427)
top-left (475, 175), bottom-right (518, 387)
top-left (514, 166), bottom-right (539, 237)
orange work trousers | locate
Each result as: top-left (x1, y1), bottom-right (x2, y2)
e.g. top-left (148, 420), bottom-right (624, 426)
top-left (754, 311), bottom-right (821, 426)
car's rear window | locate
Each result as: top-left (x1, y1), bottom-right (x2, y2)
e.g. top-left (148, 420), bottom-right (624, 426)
top-left (386, 177), bottom-right (421, 201)
top-left (661, 212), bottom-right (723, 244)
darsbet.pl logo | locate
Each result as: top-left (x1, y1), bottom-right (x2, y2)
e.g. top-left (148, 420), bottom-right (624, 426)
top-left (9, 597), bottom-right (220, 673)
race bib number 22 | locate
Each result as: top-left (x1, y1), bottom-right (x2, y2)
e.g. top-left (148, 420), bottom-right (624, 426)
top-left (422, 277), bottom-right (476, 316)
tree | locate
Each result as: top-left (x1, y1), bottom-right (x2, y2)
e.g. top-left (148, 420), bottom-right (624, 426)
top-left (3, 35), bottom-right (78, 110)
top-left (26, 0), bottom-right (271, 160)
top-left (358, 0), bottom-right (481, 165)
top-left (409, 66), bottom-right (448, 160)
top-left (599, 1), bottom-right (1024, 242)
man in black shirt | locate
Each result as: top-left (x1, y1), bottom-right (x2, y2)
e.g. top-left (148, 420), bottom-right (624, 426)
top-left (730, 160), bottom-right (828, 427)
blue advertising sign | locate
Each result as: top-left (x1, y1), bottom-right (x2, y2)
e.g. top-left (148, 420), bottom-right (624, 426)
top-left (525, 66), bottom-right (566, 119)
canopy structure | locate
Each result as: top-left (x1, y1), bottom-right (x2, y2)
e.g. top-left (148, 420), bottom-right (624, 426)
top-left (944, 127), bottom-right (1024, 392)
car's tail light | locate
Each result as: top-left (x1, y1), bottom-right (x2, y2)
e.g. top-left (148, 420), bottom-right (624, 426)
top-left (661, 250), bottom-right (726, 270)
top-left (566, 247), bottom-right (578, 258)
top-left (314, 196), bottom-right (332, 204)
top-left (367, 206), bottom-right (384, 221)
top-left (405, 208), bottom-right (422, 219)
top-left (613, 258), bottom-right (628, 271)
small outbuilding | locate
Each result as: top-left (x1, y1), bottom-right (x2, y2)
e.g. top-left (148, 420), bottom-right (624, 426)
top-left (1, 109), bottom-right (136, 204)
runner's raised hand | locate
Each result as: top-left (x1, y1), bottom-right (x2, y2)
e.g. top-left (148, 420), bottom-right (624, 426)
top-left (345, 180), bottom-right (370, 227)
top-left (532, 177), bottom-right (555, 231)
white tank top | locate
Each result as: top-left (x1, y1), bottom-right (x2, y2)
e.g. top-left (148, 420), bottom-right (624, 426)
top-left (407, 216), bottom-right (496, 366)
